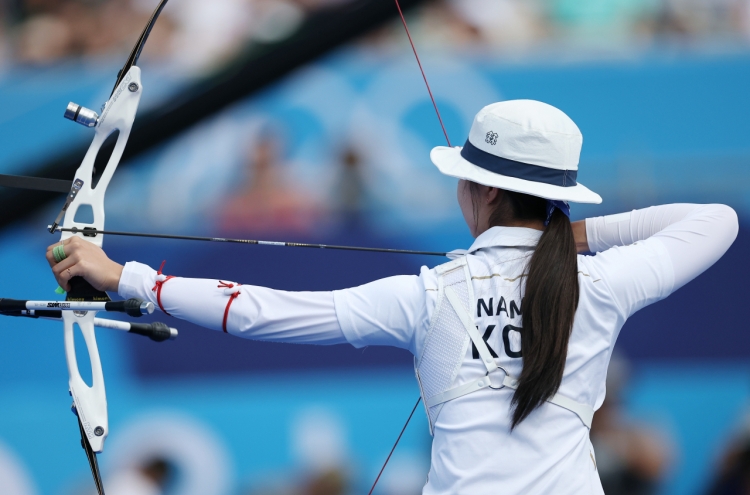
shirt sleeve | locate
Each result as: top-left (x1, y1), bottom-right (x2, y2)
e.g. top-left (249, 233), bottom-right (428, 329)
top-left (118, 261), bottom-right (346, 345)
top-left (585, 203), bottom-right (738, 318)
top-left (333, 265), bottom-right (436, 355)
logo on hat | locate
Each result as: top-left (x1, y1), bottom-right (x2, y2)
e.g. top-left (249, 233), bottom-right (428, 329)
top-left (485, 131), bottom-right (498, 146)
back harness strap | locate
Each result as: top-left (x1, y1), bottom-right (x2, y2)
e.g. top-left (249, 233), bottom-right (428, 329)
top-left (426, 285), bottom-right (595, 429)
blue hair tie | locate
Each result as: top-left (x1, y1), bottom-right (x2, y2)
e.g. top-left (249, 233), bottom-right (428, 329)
top-left (545, 200), bottom-right (570, 226)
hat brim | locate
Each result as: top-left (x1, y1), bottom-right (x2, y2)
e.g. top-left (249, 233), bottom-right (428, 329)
top-left (431, 146), bottom-right (602, 204)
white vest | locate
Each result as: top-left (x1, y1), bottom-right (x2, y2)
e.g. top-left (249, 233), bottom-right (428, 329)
top-left (414, 256), bottom-right (594, 434)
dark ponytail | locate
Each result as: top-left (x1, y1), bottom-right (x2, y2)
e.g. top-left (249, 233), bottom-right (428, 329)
top-left (468, 184), bottom-right (579, 429)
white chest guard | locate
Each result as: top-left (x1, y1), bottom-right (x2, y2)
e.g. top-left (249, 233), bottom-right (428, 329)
top-left (414, 257), bottom-right (594, 434)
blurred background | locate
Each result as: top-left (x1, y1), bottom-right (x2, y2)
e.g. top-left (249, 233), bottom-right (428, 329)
top-left (1, 0), bottom-right (749, 493)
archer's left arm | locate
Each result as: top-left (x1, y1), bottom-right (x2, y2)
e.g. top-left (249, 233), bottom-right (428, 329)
top-left (47, 239), bottom-right (345, 344)
top-left (118, 261), bottom-right (430, 351)
top-left (49, 238), bottom-right (432, 351)
top-left (118, 261), bottom-right (346, 344)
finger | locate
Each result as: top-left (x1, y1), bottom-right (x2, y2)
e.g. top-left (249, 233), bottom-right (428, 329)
top-left (63, 238), bottom-right (90, 261)
top-left (51, 256), bottom-right (78, 291)
top-left (59, 266), bottom-right (76, 292)
top-left (57, 264), bottom-right (81, 293)
top-left (66, 236), bottom-right (85, 249)
top-left (46, 240), bottom-right (63, 267)
top-left (46, 237), bottom-right (71, 253)
top-left (46, 248), bottom-right (56, 268)
top-left (47, 239), bottom-right (73, 266)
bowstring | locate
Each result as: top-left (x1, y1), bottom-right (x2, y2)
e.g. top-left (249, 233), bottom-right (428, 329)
top-left (393, 0), bottom-right (452, 147)
top-left (367, 397), bottom-right (422, 495)
top-left (367, 2), bottom-right (449, 492)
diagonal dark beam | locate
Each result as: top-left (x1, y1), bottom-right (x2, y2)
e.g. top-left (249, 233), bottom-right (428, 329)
top-left (0, 0), bottom-right (428, 230)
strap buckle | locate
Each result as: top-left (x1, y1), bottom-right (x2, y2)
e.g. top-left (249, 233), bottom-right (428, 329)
top-left (486, 365), bottom-right (509, 390)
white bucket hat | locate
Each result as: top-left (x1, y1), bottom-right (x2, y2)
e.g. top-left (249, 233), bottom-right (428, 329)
top-left (430, 100), bottom-right (602, 204)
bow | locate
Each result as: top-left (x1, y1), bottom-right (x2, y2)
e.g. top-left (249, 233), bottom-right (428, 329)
top-left (0, 2), bottom-right (173, 493)
top-left (54, 2), bottom-right (172, 490)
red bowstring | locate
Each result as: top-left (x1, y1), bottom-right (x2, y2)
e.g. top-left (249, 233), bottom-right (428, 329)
top-left (366, 396), bottom-right (422, 495)
top-left (367, 7), bottom-right (444, 494)
top-left (393, 0), bottom-right (452, 147)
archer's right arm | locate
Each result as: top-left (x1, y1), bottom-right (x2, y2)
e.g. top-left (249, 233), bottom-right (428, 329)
top-left (584, 203), bottom-right (738, 318)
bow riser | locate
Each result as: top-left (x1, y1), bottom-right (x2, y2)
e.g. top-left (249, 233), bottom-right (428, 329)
top-left (62, 66), bottom-right (143, 455)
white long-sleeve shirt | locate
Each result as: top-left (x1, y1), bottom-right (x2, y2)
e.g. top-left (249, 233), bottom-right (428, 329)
top-left (118, 203), bottom-right (738, 494)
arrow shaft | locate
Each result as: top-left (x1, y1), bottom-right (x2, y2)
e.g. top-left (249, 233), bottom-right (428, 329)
top-left (53, 227), bottom-right (448, 257)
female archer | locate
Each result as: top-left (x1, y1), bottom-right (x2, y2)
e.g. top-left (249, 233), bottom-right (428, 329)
top-left (47, 100), bottom-right (738, 494)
